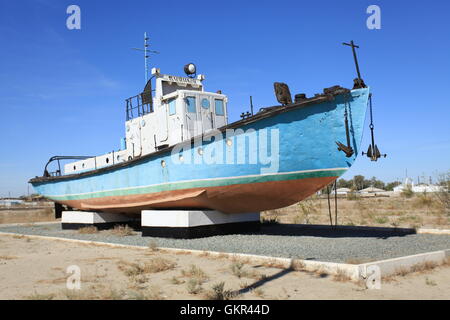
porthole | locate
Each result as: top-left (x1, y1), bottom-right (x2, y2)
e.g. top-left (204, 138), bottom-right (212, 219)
top-left (161, 160), bottom-right (166, 168)
top-left (226, 138), bottom-right (233, 146)
top-left (198, 148), bottom-right (204, 155)
top-left (117, 155), bottom-right (120, 161)
top-left (82, 163), bottom-right (85, 168)
top-left (201, 98), bottom-right (210, 109)
top-left (106, 158), bottom-right (110, 164)
top-left (128, 156), bottom-right (132, 161)
top-left (73, 165), bottom-right (76, 170)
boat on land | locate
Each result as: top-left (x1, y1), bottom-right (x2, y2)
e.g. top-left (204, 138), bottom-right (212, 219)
top-left (30, 61), bottom-right (370, 215)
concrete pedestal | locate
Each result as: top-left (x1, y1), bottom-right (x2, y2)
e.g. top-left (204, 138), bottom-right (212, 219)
top-left (141, 210), bottom-right (260, 239)
top-left (61, 211), bottom-right (137, 230)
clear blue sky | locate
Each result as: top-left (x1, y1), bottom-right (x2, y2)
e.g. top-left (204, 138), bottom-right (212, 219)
top-left (1, 0), bottom-right (449, 197)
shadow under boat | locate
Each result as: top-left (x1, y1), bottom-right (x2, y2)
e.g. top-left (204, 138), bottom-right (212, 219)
top-left (248, 223), bottom-right (417, 239)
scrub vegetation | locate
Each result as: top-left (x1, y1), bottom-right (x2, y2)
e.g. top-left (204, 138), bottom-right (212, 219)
top-left (77, 226), bottom-right (98, 234)
top-left (263, 192), bottom-right (450, 229)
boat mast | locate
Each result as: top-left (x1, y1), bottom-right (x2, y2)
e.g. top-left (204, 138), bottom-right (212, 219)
top-left (144, 32), bottom-right (149, 83)
top-left (132, 32), bottom-right (159, 84)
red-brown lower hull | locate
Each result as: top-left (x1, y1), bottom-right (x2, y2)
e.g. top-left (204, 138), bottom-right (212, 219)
top-left (60, 176), bottom-right (337, 214)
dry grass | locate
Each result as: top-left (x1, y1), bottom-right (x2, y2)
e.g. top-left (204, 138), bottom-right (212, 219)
top-left (0, 255), bottom-right (18, 260)
top-left (410, 261), bottom-right (438, 273)
top-left (144, 257), bottom-right (176, 273)
top-left (413, 193), bottom-right (435, 208)
top-left (262, 195), bottom-right (450, 229)
top-left (77, 226), bottom-right (98, 234)
top-left (230, 262), bottom-right (246, 278)
top-left (261, 258), bottom-right (286, 269)
top-left (169, 276), bottom-right (184, 285)
top-left (53, 282), bottom-right (166, 300)
top-left (108, 225), bottom-right (135, 236)
top-left (333, 269), bottom-right (352, 282)
top-left (199, 251), bottom-right (211, 258)
top-left (181, 264), bottom-right (209, 283)
top-left (229, 260), bottom-right (266, 279)
top-left (186, 278), bottom-right (203, 295)
top-left (253, 288), bottom-right (265, 298)
top-left (209, 252), bottom-right (230, 260)
top-left (204, 282), bottom-right (234, 300)
top-left (25, 292), bottom-right (55, 300)
top-left (384, 259), bottom-right (448, 282)
top-left (62, 286), bottom-right (125, 300)
top-left (36, 276), bottom-right (67, 285)
top-left (127, 286), bottom-right (165, 300)
top-left (260, 208), bottom-right (282, 224)
top-left (290, 260), bottom-right (306, 271)
top-left (118, 257), bottom-right (176, 277)
top-left (344, 258), bottom-right (375, 265)
top-left (230, 255), bottom-right (250, 264)
top-left (147, 240), bottom-right (158, 251)
top-left (425, 277), bottom-right (437, 286)
top-left (311, 266), bottom-right (329, 278)
top-left (175, 250), bottom-right (192, 255)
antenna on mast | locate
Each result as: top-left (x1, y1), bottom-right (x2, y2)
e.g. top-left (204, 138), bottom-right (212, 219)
top-left (132, 32), bottom-right (159, 84)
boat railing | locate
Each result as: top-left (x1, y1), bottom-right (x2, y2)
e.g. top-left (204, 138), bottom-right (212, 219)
top-left (126, 92), bottom-right (153, 121)
top-left (43, 156), bottom-right (93, 177)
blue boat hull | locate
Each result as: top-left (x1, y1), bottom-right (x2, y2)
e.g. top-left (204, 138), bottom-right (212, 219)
top-left (30, 88), bottom-right (370, 214)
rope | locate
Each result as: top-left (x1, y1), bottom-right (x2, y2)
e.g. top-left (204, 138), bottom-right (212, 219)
top-left (327, 185), bottom-right (333, 226)
top-left (369, 93), bottom-right (374, 129)
top-left (334, 181), bottom-right (338, 226)
top-left (326, 181), bottom-right (339, 227)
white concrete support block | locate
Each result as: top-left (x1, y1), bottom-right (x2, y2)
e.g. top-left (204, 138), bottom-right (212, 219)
top-left (61, 211), bottom-right (135, 230)
top-left (141, 210), bottom-right (260, 238)
top-left (141, 210), bottom-right (259, 227)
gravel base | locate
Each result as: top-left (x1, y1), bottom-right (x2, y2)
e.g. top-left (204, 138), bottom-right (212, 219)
top-left (0, 223), bottom-right (448, 263)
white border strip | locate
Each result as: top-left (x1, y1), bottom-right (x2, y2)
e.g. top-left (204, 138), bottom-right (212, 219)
top-left (417, 228), bottom-right (450, 235)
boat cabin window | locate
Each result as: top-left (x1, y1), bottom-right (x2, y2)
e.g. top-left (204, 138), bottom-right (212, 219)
top-left (186, 96), bottom-right (196, 113)
top-left (168, 98), bottom-right (176, 115)
top-left (201, 98), bottom-right (210, 109)
top-left (215, 99), bottom-right (224, 115)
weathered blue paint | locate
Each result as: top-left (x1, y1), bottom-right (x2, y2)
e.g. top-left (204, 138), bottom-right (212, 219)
top-left (31, 88), bottom-right (370, 202)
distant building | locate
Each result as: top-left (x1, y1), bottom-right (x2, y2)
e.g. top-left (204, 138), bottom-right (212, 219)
top-left (393, 178), bottom-right (444, 193)
top-left (359, 187), bottom-right (386, 194)
top-left (0, 198), bottom-right (24, 207)
top-left (332, 188), bottom-right (352, 195)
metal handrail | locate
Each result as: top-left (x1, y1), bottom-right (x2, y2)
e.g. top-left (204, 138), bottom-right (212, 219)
top-left (43, 156), bottom-right (93, 177)
top-left (126, 93), bottom-right (153, 120)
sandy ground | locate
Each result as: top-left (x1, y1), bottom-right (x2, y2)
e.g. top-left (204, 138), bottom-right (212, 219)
top-left (0, 234), bottom-right (449, 300)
